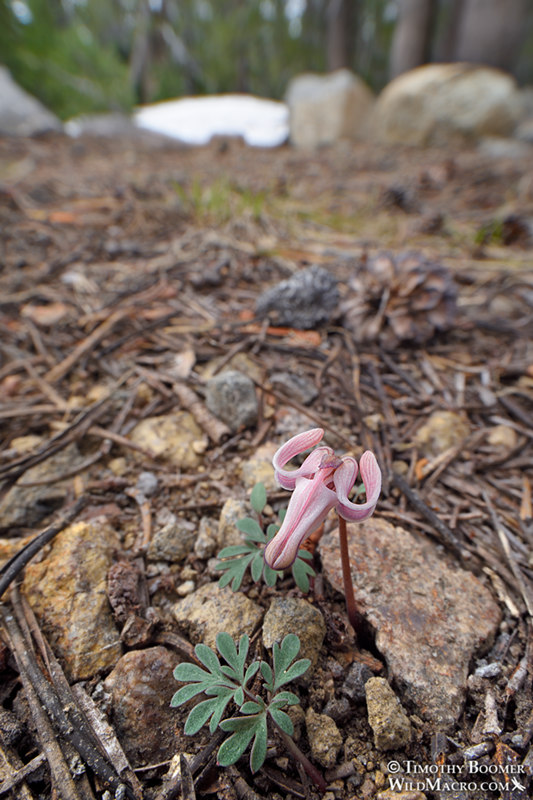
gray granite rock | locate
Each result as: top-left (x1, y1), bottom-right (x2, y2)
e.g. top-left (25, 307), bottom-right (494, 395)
top-left (341, 661), bottom-right (374, 705)
top-left (256, 265), bottom-right (339, 329)
top-left (205, 370), bottom-right (258, 432)
top-left (0, 67), bottom-right (62, 136)
top-left (372, 64), bottom-right (523, 147)
top-left (147, 509), bottom-right (196, 563)
top-left (270, 371), bottom-right (319, 405)
top-left (320, 518), bottom-right (501, 728)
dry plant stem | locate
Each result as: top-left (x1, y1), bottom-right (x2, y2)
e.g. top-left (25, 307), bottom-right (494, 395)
top-left (268, 716), bottom-right (327, 793)
top-left (0, 496), bottom-right (88, 600)
top-left (241, 686), bottom-right (326, 793)
top-left (338, 516), bottom-right (360, 635)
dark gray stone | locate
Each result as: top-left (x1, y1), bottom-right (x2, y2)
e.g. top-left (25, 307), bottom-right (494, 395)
top-left (341, 661), bottom-right (373, 704)
top-left (270, 371), bottom-right (319, 405)
top-left (256, 265), bottom-right (339, 329)
top-left (205, 370), bottom-right (258, 432)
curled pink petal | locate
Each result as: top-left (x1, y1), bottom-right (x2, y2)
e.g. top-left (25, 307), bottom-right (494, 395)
top-left (264, 474), bottom-right (337, 569)
top-left (334, 452), bottom-right (381, 522)
top-left (272, 428), bottom-right (325, 490)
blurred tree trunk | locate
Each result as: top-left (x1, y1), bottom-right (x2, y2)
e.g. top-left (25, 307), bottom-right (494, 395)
top-left (130, 0), bottom-right (152, 103)
top-left (434, 0), bottom-right (463, 61)
top-left (326, 0), bottom-right (356, 71)
top-left (452, 0), bottom-right (529, 73)
top-left (389, 0), bottom-right (436, 79)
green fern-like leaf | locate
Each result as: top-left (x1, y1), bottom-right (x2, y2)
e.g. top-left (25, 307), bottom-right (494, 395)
top-left (218, 709), bottom-right (269, 772)
top-left (262, 634), bottom-right (311, 694)
top-left (292, 548), bottom-right (316, 592)
top-left (250, 483), bottom-right (267, 514)
top-left (173, 633), bottom-right (310, 777)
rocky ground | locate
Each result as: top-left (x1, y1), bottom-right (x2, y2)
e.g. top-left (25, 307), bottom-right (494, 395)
top-left (0, 132), bottom-right (532, 800)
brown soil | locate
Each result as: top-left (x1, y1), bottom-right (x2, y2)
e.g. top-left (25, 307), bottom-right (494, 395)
top-left (0, 132), bottom-right (532, 800)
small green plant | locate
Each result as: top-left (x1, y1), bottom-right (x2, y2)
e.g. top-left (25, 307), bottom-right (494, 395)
top-left (171, 632), bottom-right (310, 773)
top-left (215, 483), bottom-right (316, 593)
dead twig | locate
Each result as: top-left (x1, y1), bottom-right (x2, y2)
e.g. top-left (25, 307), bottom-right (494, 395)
top-left (0, 496), bottom-right (88, 600)
top-left (45, 309), bottom-right (126, 383)
top-left (71, 685), bottom-right (143, 800)
top-left (179, 755), bottom-right (196, 800)
top-left (0, 598), bottom-right (135, 800)
top-left (154, 729), bottom-right (226, 800)
top-left (483, 490), bottom-right (533, 618)
top-left (172, 381), bottom-right (231, 444)
top-left (0, 751), bottom-right (46, 797)
top-left (0, 606), bottom-right (92, 800)
top-left (390, 471), bottom-right (465, 560)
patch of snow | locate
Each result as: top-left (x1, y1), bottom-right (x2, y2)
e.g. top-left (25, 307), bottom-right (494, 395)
top-left (134, 94), bottom-right (289, 147)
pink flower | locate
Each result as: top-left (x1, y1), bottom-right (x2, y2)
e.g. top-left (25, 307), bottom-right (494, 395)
top-left (264, 428), bottom-right (381, 570)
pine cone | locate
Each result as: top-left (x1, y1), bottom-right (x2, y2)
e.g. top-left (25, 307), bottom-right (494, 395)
top-left (341, 252), bottom-right (457, 349)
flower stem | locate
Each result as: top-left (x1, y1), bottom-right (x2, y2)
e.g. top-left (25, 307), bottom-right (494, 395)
top-left (338, 516), bottom-right (361, 635)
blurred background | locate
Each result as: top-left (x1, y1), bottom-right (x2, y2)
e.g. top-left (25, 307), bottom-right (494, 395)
top-left (1, 0), bottom-right (533, 121)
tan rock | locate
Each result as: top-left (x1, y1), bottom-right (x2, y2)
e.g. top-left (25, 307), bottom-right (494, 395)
top-left (365, 677), bottom-right (411, 751)
top-left (240, 442), bottom-right (277, 491)
top-left (172, 582), bottom-right (263, 648)
top-left (305, 707), bottom-right (342, 768)
top-left (218, 497), bottom-right (250, 548)
top-left (23, 519), bottom-right (122, 680)
top-left (487, 424), bottom-right (518, 450)
top-left (128, 412), bottom-right (206, 469)
top-left (286, 69), bottom-right (374, 148)
top-left (373, 64), bottom-right (523, 146)
top-left (414, 411), bottom-right (470, 458)
top-left (262, 597), bottom-right (325, 674)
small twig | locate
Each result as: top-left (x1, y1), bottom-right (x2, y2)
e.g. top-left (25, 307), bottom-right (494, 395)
top-left (45, 309), bottom-right (126, 383)
top-left (172, 381), bottom-right (230, 444)
top-left (179, 754), bottom-right (196, 800)
top-left (0, 602), bottom-right (135, 800)
top-left (0, 374), bottom-right (130, 483)
top-left (154, 729), bottom-right (226, 800)
top-left (0, 606), bottom-right (92, 800)
top-left (268, 716), bottom-right (327, 793)
top-left (0, 752), bottom-right (46, 796)
top-left (390, 471), bottom-right (465, 560)
top-left (227, 765), bottom-right (266, 800)
top-left (72, 684), bottom-right (143, 799)
top-left (483, 490), bottom-right (533, 617)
